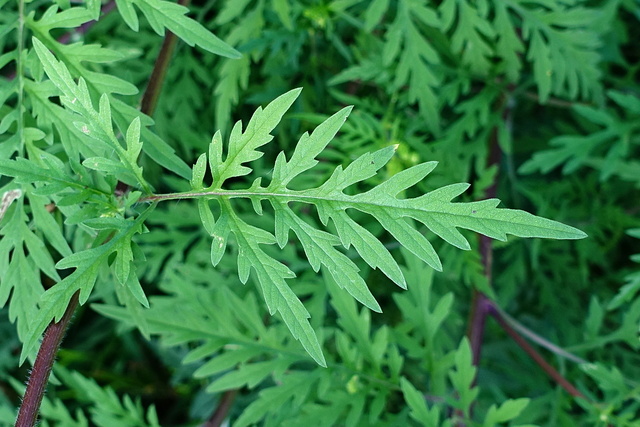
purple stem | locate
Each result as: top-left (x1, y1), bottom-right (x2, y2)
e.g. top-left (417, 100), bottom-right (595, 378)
top-left (15, 292), bottom-right (79, 427)
top-left (485, 302), bottom-right (586, 399)
top-left (201, 389), bottom-right (238, 427)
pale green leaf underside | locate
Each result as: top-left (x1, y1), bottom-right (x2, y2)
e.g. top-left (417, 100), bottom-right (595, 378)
top-left (190, 89), bottom-right (586, 365)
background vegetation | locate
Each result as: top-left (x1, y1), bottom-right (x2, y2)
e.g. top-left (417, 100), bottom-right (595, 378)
top-left (0, 0), bottom-right (639, 426)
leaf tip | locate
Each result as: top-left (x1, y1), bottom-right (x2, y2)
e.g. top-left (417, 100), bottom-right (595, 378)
top-left (569, 228), bottom-right (588, 240)
top-left (227, 49), bottom-right (242, 60)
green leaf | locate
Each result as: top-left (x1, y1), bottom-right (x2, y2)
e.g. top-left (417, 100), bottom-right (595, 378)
top-left (271, 105), bottom-right (353, 189)
top-left (379, 1), bottom-right (441, 132)
top-left (440, 0), bottom-right (495, 75)
top-left (113, 236), bottom-right (134, 286)
top-left (32, 37), bottom-right (150, 192)
top-left (0, 155), bottom-right (87, 194)
top-left (218, 200), bottom-right (326, 366)
top-left (190, 89), bottom-right (586, 365)
top-left (483, 398), bottom-right (529, 426)
top-left (20, 205), bottom-right (155, 364)
top-left (124, 116), bottom-right (142, 164)
top-left (53, 367), bottom-right (160, 426)
top-left (449, 338), bottom-right (478, 416)
top-left (272, 202), bottom-right (381, 312)
top-left (29, 192), bottom-right (73, 257)
top-left (401, 377), bottom-right (441, 426)
top-left (115, 0), bottom-right (139, 31)
top-left (131, 0), bottom-right (241, 58)
top-left (191, 154), bottom-right (207, 190)
top-left (234, 373), bottom-right (316, 427)
top-left (206, 359), bottom-right (289, 393)
top-left (364, 0), bottom-right (390, 32)
top-left (529, 31), bottom-right (552, 103)
top-left (213, 88), bottom-right (302, 186)
top-left (21, 222), bottom-right (60, 281)
top-left (272, 0), bottom-right (293, 30)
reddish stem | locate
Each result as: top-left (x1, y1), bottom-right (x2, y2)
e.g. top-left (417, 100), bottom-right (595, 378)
top-left (466, 92), bottom-right (505, 370)
top-left (487, 304), bottom-right (586, 399)
top-left (140, 0), bottom-right (191, 116)
top-left (202, 389), bottom-right (239, 427)
top-left (15, 292), bottom-right (79, 427)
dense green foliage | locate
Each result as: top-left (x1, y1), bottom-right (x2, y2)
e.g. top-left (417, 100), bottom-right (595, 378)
top-left (0, 0), bottom-right (638, 426)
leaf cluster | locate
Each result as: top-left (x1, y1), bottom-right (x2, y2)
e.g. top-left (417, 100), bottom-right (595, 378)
top-left (0, 0), bottom-right (638, 426)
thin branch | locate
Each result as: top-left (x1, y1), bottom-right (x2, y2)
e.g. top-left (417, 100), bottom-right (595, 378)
top-left (488, 304), bottom-right (586, 399)
top-left (140, 0), bottom-right (191, 116)
top-left (15, 292), bottom-right (80, 427)
top-left (520, 91), bottom-right (588, 109)
top-left (466, 90), bottom-right (507, 369)
top-left (467, 292), bottom-right (491, 366)
top-left (494, 306), bottom-right (587, 364)
top-left (202, 389), bottom-right (238, 427)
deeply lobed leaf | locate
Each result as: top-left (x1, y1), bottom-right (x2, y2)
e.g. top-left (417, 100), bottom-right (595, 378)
top-left (189, 89), bottom-right (586, 364)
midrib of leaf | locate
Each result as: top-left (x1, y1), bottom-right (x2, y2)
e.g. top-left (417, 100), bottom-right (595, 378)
top-left (141, 188), bottom-right (586, 240)
top-left (145, 316), bottom-right (312, 362)
top-left (16, 0), bottom-right (25, 153)
top-left (134, 307), bottom-right (401, 389)
top-left (0, 158), bottom-right (111, 199)
top-left (212, 88), bottom-right (302, 185)
top-left (502, 0), bottom-right (594, 50)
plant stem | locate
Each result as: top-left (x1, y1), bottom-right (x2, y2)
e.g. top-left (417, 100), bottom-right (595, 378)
top-left (466, 91), bottom-right (505, 370)
top-left (467, 292), bottom-right (492, 366)
top-left (464, 87), bottom-right (586, 404)
top-left (202, 389), bottom-right (238, 427)
top-left (140, 0), bottom-right (191, 117)
top-left (15, 291), bottom-right (80, 427)
top-left (487, 304), bottom-right (586, 399)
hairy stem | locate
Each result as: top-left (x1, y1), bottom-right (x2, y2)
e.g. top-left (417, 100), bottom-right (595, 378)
top-left (15, 292), bottom-right (79, 427)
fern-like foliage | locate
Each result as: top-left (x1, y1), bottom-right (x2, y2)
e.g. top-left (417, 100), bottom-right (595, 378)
top-left (520, 90), bottom-right (640, 185)
top-left (330, 0), bottom-right (609, 139)
top-left (0, 0), bottom-right (239, 359)
top-left (3, 368), bottom-right (160, 426)
top-left (178, 88), bottom-right (586, 364)
top-left (0, 38), bottom-right (585, 366)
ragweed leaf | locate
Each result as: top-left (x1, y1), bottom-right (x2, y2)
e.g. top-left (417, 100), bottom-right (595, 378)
top-left (212, 88), bottom-right (302, 186)
top-left (217, 200), bottom-right (325, 366)
top-left (20, 205), bottom-right (155, 364)
top-left (187, 89), bottom-right (586, 365)
top-left (32, 38), bottom-right (150, 192)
